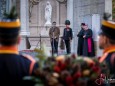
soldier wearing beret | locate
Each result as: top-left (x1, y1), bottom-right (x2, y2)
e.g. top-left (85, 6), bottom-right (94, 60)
top-left (0, 7), bottom-right (38, 85)
top-left (63, 20), bottom-right (73, 54)
top-left (99, 13), bottom-right (115, 80)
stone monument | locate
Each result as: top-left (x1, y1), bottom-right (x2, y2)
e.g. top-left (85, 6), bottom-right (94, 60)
top-left (41, 1), bottom-right (52, 36)
top-left (44, 1), bottom-right (52, 26)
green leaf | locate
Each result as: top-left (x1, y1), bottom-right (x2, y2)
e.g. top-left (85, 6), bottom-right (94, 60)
top-left (23, 76), bottom-right (35, 81)
top-left (35, 84), bottom-right (44, 86)
top-left (3, 6), bottom-right (18, 19)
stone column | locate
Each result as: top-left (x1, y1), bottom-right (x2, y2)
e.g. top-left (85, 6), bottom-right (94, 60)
top-left (67, 0), bottom-right (74, 53)
top-left (19, 0), bottom-right (30, 50)
top-left (105, 0), bottom-right (112, 19)
top-left (6, 0), bottom-right (11, 12)
top-left (67, 0), bottom-right (73, 28)
top-left (56, 1), bottom-right (59, 25)
top-left (20, 0), bottom-right (30, 35)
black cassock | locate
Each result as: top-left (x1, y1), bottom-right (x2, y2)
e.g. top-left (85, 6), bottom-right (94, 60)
top-left (83, 29), bottom-right (95, 57)
top-left (77, 28), bottom-right (84, 56)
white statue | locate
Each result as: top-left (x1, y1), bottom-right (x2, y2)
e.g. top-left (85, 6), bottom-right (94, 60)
top-left (45, 1), bottom-right (52, 25)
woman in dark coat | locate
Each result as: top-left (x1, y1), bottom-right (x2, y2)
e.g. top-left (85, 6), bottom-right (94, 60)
top-left (77, 23), bottom-right (85, 56)
top-left (83, 25), bottom-right (95, 57)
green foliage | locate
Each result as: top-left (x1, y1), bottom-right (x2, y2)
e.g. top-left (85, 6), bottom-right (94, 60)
top-left (34, 48), bottom-right (46, 61)
top-left (23, 76), bottom-right (44, 86)
top-left (4, 6), bottom-right (18, 19)
top-left (103, 13), bottom-right (111, 20)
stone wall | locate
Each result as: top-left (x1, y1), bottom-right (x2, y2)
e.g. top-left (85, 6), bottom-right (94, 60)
top-left (73, 0), bottom-right (105, 34)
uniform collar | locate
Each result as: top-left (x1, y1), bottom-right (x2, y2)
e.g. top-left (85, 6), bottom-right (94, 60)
top-left (103, 46), bottom-right (115, 54)
top-left (99, 46), bottom-right (115, 63)
top-left (0, 46), bottom-right (18, 54)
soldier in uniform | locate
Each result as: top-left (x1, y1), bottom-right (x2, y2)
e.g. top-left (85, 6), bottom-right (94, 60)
top-left (98, 13), bottom-right (115, 79)
top-left (0, 7), bottom-right (38, 85)
top-left (49, 21), bottom-right (60, 55)
top-left (63, 20), bottom-right (73, 54)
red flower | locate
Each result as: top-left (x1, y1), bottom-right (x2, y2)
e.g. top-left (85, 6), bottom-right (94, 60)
top-left (73, 72), bottom-right (81, 80)
top-left (57, 61), bottom-right (66, 70)
top-left (69, 84), bottom-right (75, 86)
top-left (54, 66), bottom-right (61, 73)
top-left (65, 58), bottom-right (71, 65)
top-left (57, 61), bottom-right (63, 66)
top-left (65, 76), bottom-right (73, 86)
top-left (71, 54), bottom-right (76, 59)
top-left (89, 62), bottom-right (95, 68)
top-left (60, 63), bottom-right (66, 70)
top-left (92, 66), bottom-right (100, 73)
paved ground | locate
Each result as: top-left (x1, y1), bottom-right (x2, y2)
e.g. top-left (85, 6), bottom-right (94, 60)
top-left (19, 49), bottom-right (66, 59)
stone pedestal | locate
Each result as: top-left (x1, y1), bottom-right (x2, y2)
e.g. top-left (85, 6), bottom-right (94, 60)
top-left (18, 36), bottom-right (27, 51)
top-left (40, 26), bottom-right (50, 36)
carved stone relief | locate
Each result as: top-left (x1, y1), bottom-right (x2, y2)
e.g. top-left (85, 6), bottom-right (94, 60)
top-left (0, 0), bottom-right (6, 18)
top-left (29, 0), bottom-right (67, 39)
top-left (29, 0), bottom-right (41, 22)
top-left (56, 0), bottom-right (67, 3)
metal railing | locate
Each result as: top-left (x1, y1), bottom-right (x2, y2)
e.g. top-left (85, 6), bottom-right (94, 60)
top-left (26, 36), bottom-right (63, 50)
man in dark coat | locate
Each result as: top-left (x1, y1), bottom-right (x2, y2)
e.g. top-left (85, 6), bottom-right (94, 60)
top-left (99, 13), bottom-right (115, 82)
top-left (77, 23), bottom-right (85, 56)
top-left (82, 25), bottom-right (95, 57)
top-left (63, 20), bottom-right (73, 54)
top-left (49, 22), bottom-right (60, 55)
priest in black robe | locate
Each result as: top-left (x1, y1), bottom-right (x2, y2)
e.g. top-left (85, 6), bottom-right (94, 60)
top-left (77, 23), bottom-right (85, 56)
top-left (82, 25), bottom-right (95, 57)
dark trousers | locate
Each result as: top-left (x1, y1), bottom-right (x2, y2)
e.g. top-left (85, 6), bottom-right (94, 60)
top-left (64, 40), bottom-right (71, 54)
top-left (51, 39), bottom-right (58, 55)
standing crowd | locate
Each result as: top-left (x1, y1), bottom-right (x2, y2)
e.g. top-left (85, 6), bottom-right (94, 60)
top-left (49, 20), bottom-right (95, 57)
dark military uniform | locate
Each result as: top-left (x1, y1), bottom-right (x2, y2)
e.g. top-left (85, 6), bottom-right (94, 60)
top-left (0, 7), bottom-right (38, 85)
top-left (99, 47), bottom-right (115, 86)
top-left (63, 20), bottom-right (73, 54)
top-left (63, 28), bottom-right (73, 54)
top-left (0, 46), bottom-right (38, 85)
top-left (99, 13), bottom-right (115, 75)
top-left (99, 47), bottom-right (115, 74)
top-left (98, 13), bottom-right (115, 86)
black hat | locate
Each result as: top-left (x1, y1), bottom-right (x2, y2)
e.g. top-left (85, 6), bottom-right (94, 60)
top-left (81, 23), bottom-right (85, 26)
top-left (65, 20), bottom-right (70, 25)
top-left (0, 6), bottom-right (20, 39)
top-left (99, 13), bottom-right (115, 40)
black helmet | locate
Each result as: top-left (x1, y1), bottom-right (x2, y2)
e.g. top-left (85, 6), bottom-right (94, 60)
top-left (65, 20), bottom-right (70, 25)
